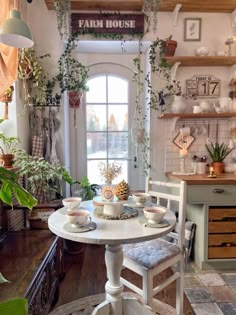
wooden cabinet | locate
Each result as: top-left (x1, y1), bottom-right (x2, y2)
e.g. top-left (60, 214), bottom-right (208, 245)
top-left (208, 207), bottom-right (236, 259)
top-left (0, 231), bottom-right (64, 315)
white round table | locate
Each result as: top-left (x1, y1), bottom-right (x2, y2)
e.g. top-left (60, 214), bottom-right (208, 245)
top-left (48, 201), bottom-right (176, 315)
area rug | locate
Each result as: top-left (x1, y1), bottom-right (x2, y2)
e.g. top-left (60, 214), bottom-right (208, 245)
top-left (49, 292), bottom-right (176, 315)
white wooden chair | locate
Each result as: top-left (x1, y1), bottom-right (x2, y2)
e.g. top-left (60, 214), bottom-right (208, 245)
top-left (120, 177), bottom-right (187, 314)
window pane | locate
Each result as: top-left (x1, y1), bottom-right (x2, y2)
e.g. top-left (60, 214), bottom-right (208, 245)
top-left (108, 132), bottom-right (128, 159)
top-left (108, 76), bottom-right (128, 103)
top-left (86, 76), bottom-right (106, 103)
top-left (87, 105), bottom-right (106, 131)
top-left (87, 160), bottom-right (128, 185)
top-left (87, 160), bottom-right (106, 185)
top-left (87, 132), bottom-right (107, 158)
top-left (108, 105), bottom-right (128, 131)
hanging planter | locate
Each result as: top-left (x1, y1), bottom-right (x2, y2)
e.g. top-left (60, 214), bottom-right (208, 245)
top-left (69, 90), bottom-right (83, 127)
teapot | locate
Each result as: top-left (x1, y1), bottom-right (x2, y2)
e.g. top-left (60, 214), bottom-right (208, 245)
top-left (199, 100), bottom-right (213, 112)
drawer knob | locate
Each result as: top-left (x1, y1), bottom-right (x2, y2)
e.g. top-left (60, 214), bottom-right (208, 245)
top-left (212, 188), bottom-right (225, 194)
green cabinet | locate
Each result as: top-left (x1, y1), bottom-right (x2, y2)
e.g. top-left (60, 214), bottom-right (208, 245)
top-left (186, 184), bottom-right (236, 270)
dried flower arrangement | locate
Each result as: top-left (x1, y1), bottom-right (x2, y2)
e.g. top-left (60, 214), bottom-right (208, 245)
top-left (98, 162), bottom-right (122, 184)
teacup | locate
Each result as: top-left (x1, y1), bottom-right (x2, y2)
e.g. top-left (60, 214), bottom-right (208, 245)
top-left (67, 209), bottom-right (91, 227)
top-left (143, 206), bottom-right (166, 224)
top-left (62, 197), bottom-right (82, 210)
top-left (132, 193), bottom-right (149, 205)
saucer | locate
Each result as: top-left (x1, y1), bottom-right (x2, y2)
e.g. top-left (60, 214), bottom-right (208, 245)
top-left (124, 201), bottom-right (152, 209)
top-left (63, 222), bottom-right (97, 233)
top-left (138, 216), bottom-right (169, 228)
top-left (144, 219), bottom-right (170, 228)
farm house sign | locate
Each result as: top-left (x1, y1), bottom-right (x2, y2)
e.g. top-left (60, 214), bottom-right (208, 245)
top-left (71, 13), bottom-right (144, 34)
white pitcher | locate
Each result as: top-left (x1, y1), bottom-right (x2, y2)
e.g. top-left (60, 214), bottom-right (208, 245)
top-left (171, 96), bottom-right (187, 114)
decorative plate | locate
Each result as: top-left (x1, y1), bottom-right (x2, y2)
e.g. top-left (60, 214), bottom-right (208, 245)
top-left (94, 206), bottom-right (138, 220)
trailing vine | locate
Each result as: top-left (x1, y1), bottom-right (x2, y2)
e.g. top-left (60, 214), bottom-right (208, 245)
top-left (54, 0), bottom-right (71, 39)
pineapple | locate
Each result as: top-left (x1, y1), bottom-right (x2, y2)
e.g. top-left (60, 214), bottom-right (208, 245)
top-left (114, 180), bottom-right (130, 200)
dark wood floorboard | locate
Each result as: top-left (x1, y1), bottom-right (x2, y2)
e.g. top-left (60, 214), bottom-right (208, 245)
top-left (56, 243), bottom-right (195, 314)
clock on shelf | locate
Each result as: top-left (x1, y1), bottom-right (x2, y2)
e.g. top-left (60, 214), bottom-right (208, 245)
top-left (186, 75), bottom-right (220, 97)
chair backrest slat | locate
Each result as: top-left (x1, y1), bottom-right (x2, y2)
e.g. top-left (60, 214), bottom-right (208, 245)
top-left (145, 176), bottom-right (187, 250)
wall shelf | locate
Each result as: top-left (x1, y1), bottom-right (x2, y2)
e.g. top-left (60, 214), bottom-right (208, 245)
top-left (165, 56), bottom-right (236, 67)
top-left (44, 1), bottom-right (236, 13)
top-left (158, 113), bottom-right (236, 119)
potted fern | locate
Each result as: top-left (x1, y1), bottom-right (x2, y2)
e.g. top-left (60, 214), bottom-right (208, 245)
top-left (205, 142), bottom-right (234, 173)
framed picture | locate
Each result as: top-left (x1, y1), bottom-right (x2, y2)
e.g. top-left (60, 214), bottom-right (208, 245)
top-left (184, 18), bottom-right (201, 41)
top-left (173, 133), bottom-right (195, 150)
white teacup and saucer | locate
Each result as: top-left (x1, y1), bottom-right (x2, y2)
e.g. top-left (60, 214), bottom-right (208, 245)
top-left (64, 209), bottom-right (96, 232)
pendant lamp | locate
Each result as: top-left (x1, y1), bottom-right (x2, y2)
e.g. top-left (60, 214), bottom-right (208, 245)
top-left (0, 9), bottom-right (34, 48)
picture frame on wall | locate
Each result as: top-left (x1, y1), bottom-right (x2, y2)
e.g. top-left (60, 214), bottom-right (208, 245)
top-left (184, 18), bottom-right (201, 41)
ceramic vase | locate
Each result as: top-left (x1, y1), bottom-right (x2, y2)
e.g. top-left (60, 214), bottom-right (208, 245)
top-left (171, 96), bottom-right (187, 114)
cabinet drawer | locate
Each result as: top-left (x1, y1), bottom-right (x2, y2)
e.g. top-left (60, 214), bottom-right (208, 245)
top-left (208, 246), bottom-right (236, 259)
top-left (208, 234), bottom-right (236, 246)
top-left (187, 185), bottom-right (236, 204)
top-left (208, 222), bottom-right (236, 233)
top-left (209, 208), bottom-right (236, 220)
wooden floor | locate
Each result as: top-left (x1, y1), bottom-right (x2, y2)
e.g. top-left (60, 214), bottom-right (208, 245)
top-left (56, 243), bottom-right (195, 314)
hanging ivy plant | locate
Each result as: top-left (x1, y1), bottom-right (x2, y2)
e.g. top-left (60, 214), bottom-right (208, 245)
top-left (56, 32), bottom-right (89, 94)
top-left (143, 0), bottom-right (161, 33)
top-left (54, 0), bottom-right (71, 39)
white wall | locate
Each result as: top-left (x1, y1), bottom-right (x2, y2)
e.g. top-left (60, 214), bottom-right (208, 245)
top-left (149, 12), bottom-right (235, 180)
top-left (24, 7), bottom-right (236, 185)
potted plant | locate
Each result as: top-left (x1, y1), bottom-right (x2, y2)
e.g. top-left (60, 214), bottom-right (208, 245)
top-left (73, 176), bottom-right (100, 201)
top-left (0, 166), bottom-right (36, 315)
top-left (0, 134), bottom-right (20, 168)
top-left (15, 151), bottom-right (73, 204)
top-left (0, 86), bottom-right (14, 120)
top-left (56, 32), bottom-right (89, 126)
top-left (205, 142), bottom-right (234, 173)
top-left (18, 48), bottom-right (59, 107)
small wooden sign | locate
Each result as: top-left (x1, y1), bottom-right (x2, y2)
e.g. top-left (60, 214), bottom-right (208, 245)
top-left (71, 13), bottom-right (144, 35)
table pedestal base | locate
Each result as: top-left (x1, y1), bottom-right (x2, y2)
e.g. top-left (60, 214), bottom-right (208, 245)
top-left (92, 295), bottom-right (156, 315)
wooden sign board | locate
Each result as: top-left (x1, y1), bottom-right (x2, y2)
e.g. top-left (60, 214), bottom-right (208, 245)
top-left (71, 13), bottom-right (144, 35)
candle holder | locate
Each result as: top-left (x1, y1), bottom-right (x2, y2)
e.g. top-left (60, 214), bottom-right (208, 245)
top-left (208, 167), bottom-right (217, 178)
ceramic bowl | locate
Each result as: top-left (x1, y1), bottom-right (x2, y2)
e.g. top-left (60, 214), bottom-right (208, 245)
top-left (132, 193), bottom-right (149, 205)
top-left (143, 206), bottom-right (166, 224)
top-left (62, 197), bottom-right (82, 210)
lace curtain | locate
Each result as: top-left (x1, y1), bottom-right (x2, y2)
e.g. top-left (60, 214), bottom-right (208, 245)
top-left (0, 0), bottom-right (18, 98)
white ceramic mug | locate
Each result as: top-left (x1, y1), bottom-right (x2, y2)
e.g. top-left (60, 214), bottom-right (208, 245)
top-left (67, 209), bottom-right (91, 227)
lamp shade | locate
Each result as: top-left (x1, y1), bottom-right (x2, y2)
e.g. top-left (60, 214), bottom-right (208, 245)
top-left (0, 9), bottom-right (34, 48)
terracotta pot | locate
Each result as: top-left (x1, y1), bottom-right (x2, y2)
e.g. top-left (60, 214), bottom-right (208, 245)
top-left (0, 154), bottom-right (15, 168)
top-left (212, 162), bottom-right (225, 174)
top-left (164, 40), bottom-right (178, 57)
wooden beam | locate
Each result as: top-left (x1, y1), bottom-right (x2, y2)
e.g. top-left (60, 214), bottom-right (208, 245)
top-left (44, 0), bottom-right (236, 13)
